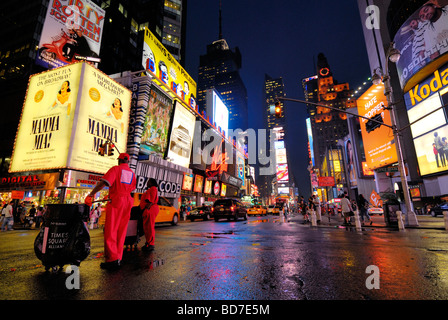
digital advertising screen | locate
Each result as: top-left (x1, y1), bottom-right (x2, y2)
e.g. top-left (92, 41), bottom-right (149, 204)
top-left (140, 86), bottom-right (174, 156)
top-left (404, 63), bottom-right (448, 176)
top-left (36, 0), bottom-right (105, 69)
top-left (206, 89), bottom-right (229, 136)
top-left (357, 84), bottom-right (397, 170)
top-left (10, 62), bottom-right (131, 174)
top-left (166, 101), bottom-right (196, 168)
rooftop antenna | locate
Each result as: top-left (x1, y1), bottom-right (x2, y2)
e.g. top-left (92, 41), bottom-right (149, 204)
top-left (219, 0), bottom-right (223, 39)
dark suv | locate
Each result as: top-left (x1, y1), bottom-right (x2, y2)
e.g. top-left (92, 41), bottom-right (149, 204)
top-left (212, 199), bottom-right (248, 222)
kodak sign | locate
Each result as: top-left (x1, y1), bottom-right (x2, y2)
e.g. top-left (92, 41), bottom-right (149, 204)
top-left (406, 64), bottom-right (448, 107)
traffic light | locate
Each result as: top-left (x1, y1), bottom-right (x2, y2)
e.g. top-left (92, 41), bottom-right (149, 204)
top-left (275, 101), bottom-right (282, 118)
top-left (107, 142), bottom-right (115, 156)
top-left (365, 113), bottom-right (384, 133)
top-left (98, 142), bottom-right (106, 156)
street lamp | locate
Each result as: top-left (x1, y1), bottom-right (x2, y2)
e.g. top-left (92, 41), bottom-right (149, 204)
top-left (372, 42), bottom-right (419, 226)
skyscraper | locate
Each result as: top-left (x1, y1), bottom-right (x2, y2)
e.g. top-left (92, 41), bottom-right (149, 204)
top-left (259, 74), bottom-right (295, 202)
top-left (196, 4), bottom-right (248, 131)
top-left (304, 53), bottom-right (354, 171)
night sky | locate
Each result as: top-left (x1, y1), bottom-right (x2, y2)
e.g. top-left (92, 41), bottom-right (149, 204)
top-left (185, 0), bottom-right (372, 198)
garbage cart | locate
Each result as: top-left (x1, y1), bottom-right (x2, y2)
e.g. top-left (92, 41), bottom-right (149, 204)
top-left (34, 204), bottom-right (91, 272)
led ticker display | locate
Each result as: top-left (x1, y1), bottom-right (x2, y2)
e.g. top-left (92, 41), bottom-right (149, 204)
top-left (10, 62), bottom-right (131, 174)
top-left (357, 83), bottom-right (397, 170)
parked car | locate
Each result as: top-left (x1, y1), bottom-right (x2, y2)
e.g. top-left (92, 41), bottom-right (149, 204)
top-left (212, 199), bottom-right (248, 221)
top-left (247, 205), bottom-right (267, 216)
top-left (429, 202), bottom-right (448, 217)
top-left (368, 206), bottom-right (384, 215)
top-left (188, 206), bottom-right (212, 221)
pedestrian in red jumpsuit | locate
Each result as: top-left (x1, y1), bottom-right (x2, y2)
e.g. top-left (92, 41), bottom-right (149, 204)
top-left (140, 178), bottom-right (159, 251)
top-left (85, 153), bottom-right (136, 270)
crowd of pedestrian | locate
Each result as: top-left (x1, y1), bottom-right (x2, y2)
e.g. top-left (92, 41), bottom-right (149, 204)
top-left (296, 192), bottom-right (373, 226)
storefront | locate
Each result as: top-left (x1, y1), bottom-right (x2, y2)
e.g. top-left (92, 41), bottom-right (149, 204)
top-left (0, 172), bottom-right (60, 207)
top-left (403, 62), bottom-right (448, 200)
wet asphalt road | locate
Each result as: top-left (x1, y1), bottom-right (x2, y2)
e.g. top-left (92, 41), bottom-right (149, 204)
top-left (1, 213), bottom-right (448, 302)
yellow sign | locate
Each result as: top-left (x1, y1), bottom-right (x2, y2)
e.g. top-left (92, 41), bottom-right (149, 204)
top-left (10, 62), bottom-right (131, 174)
top-left (357, 84), bottom-right (397, 170)
top-left (142, 27), bottom-right (197, 109)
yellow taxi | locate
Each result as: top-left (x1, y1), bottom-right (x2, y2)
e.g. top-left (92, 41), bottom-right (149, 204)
top-left (247, 205), bottom-right (267, 216)
top-left (133, 194), bottom-right (179, 225)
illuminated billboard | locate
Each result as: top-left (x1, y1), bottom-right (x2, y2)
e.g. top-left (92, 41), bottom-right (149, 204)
top-left (404, 62), bottom-right (448, 176)
top-left (167, 101), bottom-right (196, 168)
top-left (276, 148), bottom-right (287, 164)
top-left (142, 28), bottom-right (197, 109)
top-left (140, 86), bottom-right (174, 156)
top-left (276, 163), bottom-right (289, 182)
top-left (10, 62), bottom-right (131, 174)
top-left (36, 0), bottom-right (105, 69)
top-left (206, 89), bottom-right (229, 136)
top-left (204, 179), bottom-right (212, 194)
top-left (182, 173), bottom-right (193, 191)
top-left (357, 83), bottom-right (397, 170)
top-left (393, 1), bottom-right (448, 92)
top-left (194, 175), bottom-right (204, 193)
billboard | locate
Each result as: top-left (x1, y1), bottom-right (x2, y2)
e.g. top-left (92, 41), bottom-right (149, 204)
top-left (36, 0), bottom-right (105, 69)
top-left (10, 62), bottom-right (131, 174)
top-left (357, 84), bottom-right (397, 170)
top-left (167, 101), bottom-right (196, 168)
top-left (204, 179), bottom-right (212, 194)
top-left (275, 148), bottom-right (287, 164)
top-left (393, 0), bottom-right (448, 91)
top-left (276, 163), bottom-right (289, 182)
top-left (182, 173), bottom-right (193, 191)
top-left (206, 89), bottom-right (229, 136)
top-left (194, 175), bottom-right (204, 193)
top-left (404, 63), bottom-right (448, 176)
top-left (140, 86), bottom-right (174, 156)
top-left (142, 28), bottom-right (197, 110)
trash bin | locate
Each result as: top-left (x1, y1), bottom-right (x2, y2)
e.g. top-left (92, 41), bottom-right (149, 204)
top-left (383, 201), bottom-right (401, 227)
top-left (34, 204), bottom-right (91, 272)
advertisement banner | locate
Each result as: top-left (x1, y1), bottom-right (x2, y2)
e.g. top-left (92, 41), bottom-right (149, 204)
top-left (10, 62), bottom-right (131, 174)
top-left (194, 175), bottom-right (204, 193)
top-left (357, 84), bottom-right (397, 170)
top-left (204, 179), bottom-right (212, 194)
top-left (10, 63), bottom-right (82, 172)
top-left (393, 0), bottom-right (448, 91)
top-left (36, 0), bottom-right (105, 69)
top-left (167, 101), bottom-right (196, 168)
top-left (206, 89), bottom-right (229, 135)
top-left (404, 62), bottom-right (448, 176)
top-left (140, 86), bottom-right (174, 156)
top-left (182, 173), bottom-right (193, 191)
top-left (276, 163), bottom-right (289, 182)
top-left (142, 27), bottom-right (197, 110)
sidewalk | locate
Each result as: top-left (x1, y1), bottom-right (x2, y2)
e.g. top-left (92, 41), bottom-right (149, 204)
top-left (286, 211), bottom-right (447, 231)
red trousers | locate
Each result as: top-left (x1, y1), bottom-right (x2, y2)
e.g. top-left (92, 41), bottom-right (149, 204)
top-left (104, 195), bottom-right (133, 262)
top-left (142, 205), bottom-right (159, 246)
